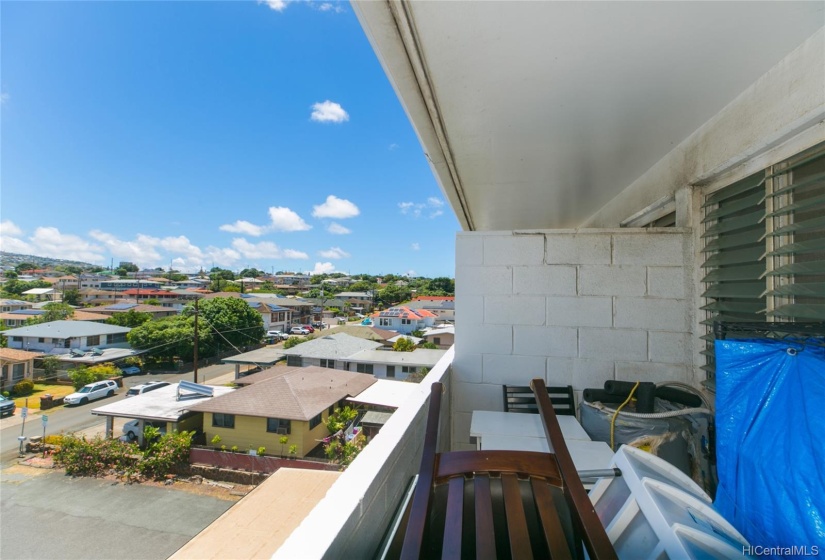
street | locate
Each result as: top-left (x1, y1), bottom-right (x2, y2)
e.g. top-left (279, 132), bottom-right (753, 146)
top-left (0, 363), bottom-right (237, 465)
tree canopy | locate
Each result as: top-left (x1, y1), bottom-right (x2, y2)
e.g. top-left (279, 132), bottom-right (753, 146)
top-left (191, 297), bottom-right (264, 350)
top-left (128, 314), bottom-right (213, 362)
top-left (106, 309), bottom-right (153, 328)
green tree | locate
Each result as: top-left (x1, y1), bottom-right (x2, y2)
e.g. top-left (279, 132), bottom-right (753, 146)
top-left (426, 277), bottom-right (455, 295)
top-left (14, 262), bottom-right (38, 274)
top-left (239, 268), bottom-right (264, 278)
top-left (62, 288), bottom-right (82, 306)
top-left (41, 355), bottom-right (61, 379)
top-left (128, 315), bottom-right (214, 362)
top-left (392, 337), bottom-right (416, 352)
top-left (378, 284), bottom-right (411, 307)
top-left (4, 270), bottom-right (18, 280)
top-left (348, 280), bottom-right (376, 293)
top-left (29, 302), bottom-right (75, 323)
top-left (191, 297), bottom-right (264, 350)
top-left (106, 309), bottom-right (152, 328)
top-left (283, 335), bottom-right (311, 349)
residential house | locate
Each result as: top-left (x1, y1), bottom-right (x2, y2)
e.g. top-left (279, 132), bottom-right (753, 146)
top-left (406, 296), bottom-right (455, 322)
top-left (236, 277), bottom-right (264, 291)
top-left (335, 291), bottom-right (375, 315)
top-left (0, 348), bottom-right (43, 392)
top-left (247, 295), bottom-right (314, 326)
top-left (0, 309), bottom-right (47, 328)
top-left (372, 306), bottom-right (437, 334)
top-left (271, 274), bottom-right (311, 287)
top-left (79, 288), bottom-right (121, 306)
top-left (174, 278), bottom-right (209, 289)
top-left (1, 320), bottom-right (131, 355)
top-left (41, 275), bottom-right (80, 293)
top-left (268, 4), bottom-right (825, 558)
top-left (98, 279), bottom-right (162, 291)
top-left (83, 302), bottom-right (177, 320)
top-left (243, 298), bottom-right (292, 331)
top-left (21, 288), bottom-right (58, 302)
top-left (189, 366), bottom-right (377, 458)
top-left (120, 288), bottom-right (191, 309)
top-left (419, 325), bottom-right (455, 350)
top-left (92, 382), bottom-right (236, 444)
top-left (280, 333), bottom-right (383, 369)
top-left (328, 325), bottom-right (398, 346)
top-left (0, 299), bottom-right (33, 313)
top-left (345, 348), bottom-right (447, 380)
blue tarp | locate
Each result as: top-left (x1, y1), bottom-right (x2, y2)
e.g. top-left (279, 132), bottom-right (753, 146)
top-left (715, 339), bottom-right (825, 551)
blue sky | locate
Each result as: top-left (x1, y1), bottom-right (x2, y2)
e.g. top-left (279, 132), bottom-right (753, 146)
top-left (0, 0), bottom-right (459, 277)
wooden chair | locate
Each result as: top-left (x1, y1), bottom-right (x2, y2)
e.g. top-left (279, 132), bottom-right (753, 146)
top-left (503, 384), bottom-right (576, 416)
top-left (389, 379), bottom-right (616, 560)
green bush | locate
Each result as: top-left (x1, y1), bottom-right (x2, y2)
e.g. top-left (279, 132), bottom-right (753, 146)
top-left (284, 335), bottom-right (312, 349)
top-left (68, 363), bottom-right (120, 390)
top-left (326, 406), bottom-right (358, 434)
top-left (257, 446), bottom-right (266, 456)
top-left (12, 379), bottom-right (34, 396)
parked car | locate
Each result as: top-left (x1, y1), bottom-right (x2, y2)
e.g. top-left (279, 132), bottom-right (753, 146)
top-left (266, 330), bottom-right (290, 341)
top-left (303, 325), bottom-right (315, 333)
top-left (64, 380), bottom-right (118, 405)
top-left (290, 326), bottom-right (310, 335)
top-left (122, 419), bottom-right (167, 442)
top-left (0, 395), bottom-right (15, 418)
top-left (120, 366), bottom-right (142, 376)
top-left (125, 381), bottom-right (170, 398)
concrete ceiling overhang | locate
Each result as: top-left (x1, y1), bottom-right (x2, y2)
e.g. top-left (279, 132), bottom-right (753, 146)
top-left (353, 1), bottom-right (825, 231)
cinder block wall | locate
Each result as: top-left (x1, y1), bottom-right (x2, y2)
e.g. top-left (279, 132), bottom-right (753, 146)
top-left (453, 229), bottom-right (695, 450)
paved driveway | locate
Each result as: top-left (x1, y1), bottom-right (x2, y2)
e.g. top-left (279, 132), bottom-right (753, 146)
top-left (1, 466), bottom-right (235, 560)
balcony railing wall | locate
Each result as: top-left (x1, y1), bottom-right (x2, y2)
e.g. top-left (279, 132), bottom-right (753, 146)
top-left (274, 346), bottom-right (454, 559)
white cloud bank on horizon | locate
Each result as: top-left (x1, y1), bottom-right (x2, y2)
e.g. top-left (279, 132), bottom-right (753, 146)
top-left (312, 195), bottom-right (359, 219)
top-left (309, 262), bottom-right (336, 275)
top-left (310, 100), bottom-right (349, 123)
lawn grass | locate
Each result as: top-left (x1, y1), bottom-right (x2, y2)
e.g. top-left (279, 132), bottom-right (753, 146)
top-left (13, 384), bottom-right (76, 410)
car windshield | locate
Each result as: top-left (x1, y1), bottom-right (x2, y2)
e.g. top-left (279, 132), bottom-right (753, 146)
top-left (78, 387), bottom-right (92, 393)
top-left (126, 389), bottom-right (139, 395)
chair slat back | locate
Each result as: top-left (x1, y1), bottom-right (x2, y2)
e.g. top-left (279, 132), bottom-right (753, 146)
top-left (503, 384), bottom-right (576, 415)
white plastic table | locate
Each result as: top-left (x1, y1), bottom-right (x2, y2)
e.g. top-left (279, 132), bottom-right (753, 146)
top-left (479, 434), bottom-right (615, 472)
top-left (470, 410), bottom-right (593, 443)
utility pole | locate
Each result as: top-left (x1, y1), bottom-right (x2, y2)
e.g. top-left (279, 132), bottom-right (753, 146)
top-left (193, 297), bottom-right (199, 384)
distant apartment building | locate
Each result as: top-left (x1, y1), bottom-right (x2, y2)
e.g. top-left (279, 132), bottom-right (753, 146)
top-left (99, 279), bottom-right (162, 291)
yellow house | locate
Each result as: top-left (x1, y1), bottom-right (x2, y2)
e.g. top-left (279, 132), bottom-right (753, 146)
top-left (190, 366), bottom-right (377, 458)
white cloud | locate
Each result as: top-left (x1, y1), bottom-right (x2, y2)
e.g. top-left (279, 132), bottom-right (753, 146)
top-left (411, 242), bottom-right (420, 251)
top-left (398, 197), bottom-right (446, 219)
top-left (205, 246), bottom-right (241, 268)
top-left (309, 262), bottom-right (336, 275)
top-left (0, 220), bottom-right (22, 236)
top-left (312, 195), bottom-right (360, 219)
top-left (310, 100), bottom-right (349, 123)
top-left (90, 231), bottom-right (163, 263)
top-left (220, 207), bottom-right (311, 236)
top-left (327, 222), bottom-right (351, 235)
top-left (159, 235), bottom-right (204, 260)
top-left (0, 92), bottom-right (9, 105)
top-left (27, 227), bottom-right (106, 263)
top-left (405, 270), bottom-right (416, 277)
top-left (231, 238), bottom-right (309, 260)
top-left (319, 246), bottom-right (350, 259)
top-left (388, 143), bottom-right (399, 151)
top-left (268, 206), bottom-right (312, 232)
top-left (260, 0), bottom-right (288, 11)
top-left (316, 2), bottom-right (345, 13)
top-left (0, 234), bottom-right (32, 254)
top-left (219, 220), bottom-right (268, 237)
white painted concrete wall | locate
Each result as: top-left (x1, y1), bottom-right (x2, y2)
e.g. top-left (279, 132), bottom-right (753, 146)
top-left (453, 229), bottom-right (694, 450)
top-left (274, 347), bottom-right (454, 559)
